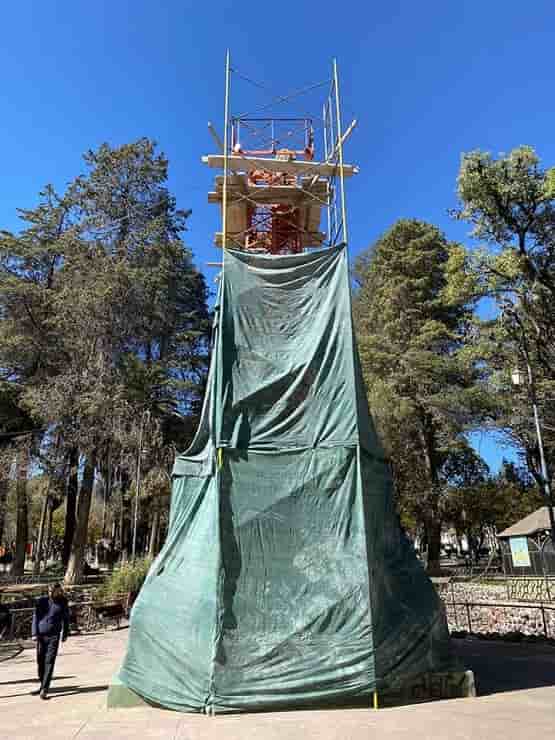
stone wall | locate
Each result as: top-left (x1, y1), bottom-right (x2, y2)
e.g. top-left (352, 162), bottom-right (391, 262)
top-left (435, 579), bottom-right (555, 639)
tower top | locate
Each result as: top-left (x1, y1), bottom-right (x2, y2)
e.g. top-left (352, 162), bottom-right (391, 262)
top-left (203, 55), bottom-right (358, 255)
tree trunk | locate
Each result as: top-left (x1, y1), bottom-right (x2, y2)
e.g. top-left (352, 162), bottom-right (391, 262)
top-left (33, 491), bottom-right (50, 576)
top-left (425, 518), bottom-right (442, 576)
top-left (45, 499), bottom-right (54, 559)
top-left (62, 447), bottom-right (79, 567)
top-left (417, 417), bottom-right (442, 576)
top-left (101, 447), bottom-right (112, 538)
top-left (118, 490), bottom-right (124, 552)
top-left (0, 478), bottom-right (8, 545)
top-left (101, 491), bottom-right (107, 539)
top-left (122, 515), bottom-right (131, 561)
top-left (64, 450), bottom-right (96, 585)
top-left (12, 443), bottom-right (30, 577)
top-left (148, 506), bottom-right (160, 558)
top-left (45, 496), bottom-right (61, 561)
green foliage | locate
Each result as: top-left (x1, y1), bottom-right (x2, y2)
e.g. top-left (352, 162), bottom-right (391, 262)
top-left (353, 219), bottom-right (479, 456)
top-left (0, 139), bottom-right (210, 578)
top-left (353, 220), bottom-right (488, 567)
top-left (354, 220), bottom-right (475, 407)
top-left (99, 557), bottom-right (153, 599)
top-left (545, 167), bottom-right (555, 199)
top-left (444, 459), bottom-right (543, 556)
top-left (455, 146), bottom-right (550, 250)
top-left (455, 146), bottom-right (555, 484)
top-left (454, 145), bottom-right (555, 311)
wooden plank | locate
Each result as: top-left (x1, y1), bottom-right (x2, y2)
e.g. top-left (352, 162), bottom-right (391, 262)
top-left (202, 154), bottom-right (358, 178)
top-left (208, 186), bottom-right (327, 206)
top-left (213, 232), bottom-right (326, 248)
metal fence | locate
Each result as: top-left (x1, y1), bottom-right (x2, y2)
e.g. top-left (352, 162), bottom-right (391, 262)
top-left (2, 592), bottom-right (131, 642)
top-left (443, 599), bottom-right (555, 639)
top-left (500, 537), bottom-right (555, 577)
top-left (504, 576), bottom-right (555, 602)
top-left (435, 574), bottom-right (555, 603)
top-left (0, 574), bottom-right (105, 586)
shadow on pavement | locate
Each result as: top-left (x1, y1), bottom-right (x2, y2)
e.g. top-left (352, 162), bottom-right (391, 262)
top-left (0, 675), bottom-right (76, 686)
top-left (453, 637), bottom-right (555, 695)
top-left (47, 684), bottom-right (109, 697)
top-left (0, 683), bottom-right (108, 700)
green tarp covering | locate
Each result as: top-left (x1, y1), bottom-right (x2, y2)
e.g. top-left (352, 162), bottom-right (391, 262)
top-left (116, 245), bottom-right (457, 713)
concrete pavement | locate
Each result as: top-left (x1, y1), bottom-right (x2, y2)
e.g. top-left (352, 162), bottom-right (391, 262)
top-left (1, 629), bottom-right (554, 739)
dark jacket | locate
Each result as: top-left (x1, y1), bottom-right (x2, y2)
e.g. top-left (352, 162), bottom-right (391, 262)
top-left (32, 596), bottom-right (70, 640)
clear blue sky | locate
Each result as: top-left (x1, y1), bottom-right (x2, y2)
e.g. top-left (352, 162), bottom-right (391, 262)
top-left (3, 1), bottom-right (554, 471)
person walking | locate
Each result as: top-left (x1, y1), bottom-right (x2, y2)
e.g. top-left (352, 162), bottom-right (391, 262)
top-left (30, 582), bottom-right (70, 699)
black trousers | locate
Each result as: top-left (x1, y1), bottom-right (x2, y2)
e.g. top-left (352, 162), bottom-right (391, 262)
top-left (36, 634), bottom-right (60, 692)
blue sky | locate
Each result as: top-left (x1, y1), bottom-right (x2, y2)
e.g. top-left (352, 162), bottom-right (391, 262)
top-left (3, 1), bottom-right (555, 471)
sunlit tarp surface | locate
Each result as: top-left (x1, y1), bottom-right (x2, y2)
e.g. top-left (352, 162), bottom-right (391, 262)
top-left (117, 245), bottom-right (456, 713)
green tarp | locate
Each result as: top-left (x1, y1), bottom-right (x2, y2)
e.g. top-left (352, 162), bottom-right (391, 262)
top-left (116, 245), bottom-right (457, 713)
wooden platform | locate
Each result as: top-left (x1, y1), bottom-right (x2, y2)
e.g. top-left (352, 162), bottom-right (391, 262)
top-left (202, 154), bottom-right (358, 178)
top-left (208, 176), bottom-right (328, 206)
top-left (213, 231), bottom-right (326, 249)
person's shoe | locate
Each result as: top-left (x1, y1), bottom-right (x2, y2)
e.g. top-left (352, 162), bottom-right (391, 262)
top-left (30, 688), bottom-right (41, 696)
top-left (40, 691), bottom-right (48, 700)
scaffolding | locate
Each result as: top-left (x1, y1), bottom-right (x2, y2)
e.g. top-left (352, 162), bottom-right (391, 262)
top-left (203, 52), bottom-right (358, 256)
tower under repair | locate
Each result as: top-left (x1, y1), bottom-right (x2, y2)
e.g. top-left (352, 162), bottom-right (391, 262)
top-left (109, 55), bottom-right (474, 713)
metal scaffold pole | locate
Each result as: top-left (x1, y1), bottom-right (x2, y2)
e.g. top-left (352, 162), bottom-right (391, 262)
top-left (322, 102), bottom-right (332, 244)
top-left (222, 49), bottom-right (231, 252)
top-left (333, 58), bottom-right (348, 246)
top-left (215, 49), bottom-right (231, 466)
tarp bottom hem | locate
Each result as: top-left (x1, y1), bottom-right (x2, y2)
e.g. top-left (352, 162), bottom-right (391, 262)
top-left (107, 670), bottom-right (475, 714)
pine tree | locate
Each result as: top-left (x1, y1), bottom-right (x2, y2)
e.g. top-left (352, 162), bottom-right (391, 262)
top-left (0, 139), bottom-right (209, 582)
top-left (353, 219), bottom-right (479, 573)
top-left (455, 146), bottom-right (555, 491)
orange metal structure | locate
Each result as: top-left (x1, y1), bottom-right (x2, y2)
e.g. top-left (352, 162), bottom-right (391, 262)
top-left (230, 118), bottom-right (315, 255)
top-left (203, 58), bottom-right (357, 257)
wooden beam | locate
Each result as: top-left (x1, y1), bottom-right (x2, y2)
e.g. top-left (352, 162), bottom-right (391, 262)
top-left (202, 154), bottom-right (358, 178)
top-left (207, 122), bottom-right (224, 152)
top-left (213, 231), bottom-right (326, 248)
top-left (208, 184), bottom-right (327, 205)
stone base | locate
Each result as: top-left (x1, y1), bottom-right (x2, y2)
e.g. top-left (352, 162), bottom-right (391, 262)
top-left (378, 670), bottom-right (476, 708)
top-left (108, 670), bottom-right (476, 712)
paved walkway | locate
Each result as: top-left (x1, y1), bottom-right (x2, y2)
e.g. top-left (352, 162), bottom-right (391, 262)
top-left (1, 629), bottom-right (554, 739)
